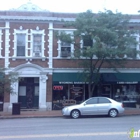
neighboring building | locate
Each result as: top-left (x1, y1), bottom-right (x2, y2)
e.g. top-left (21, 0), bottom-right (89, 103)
top-left (0, 1), bottom-right (140, 111)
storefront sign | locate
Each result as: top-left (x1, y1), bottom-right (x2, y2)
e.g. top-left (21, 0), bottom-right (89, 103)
top-left (71, 87), bottom-right (83, 94)
top-left (53, 86), bottom-right (63, 90)
top-left (117, 82), bottom-right (138, 84)
top-left (59, 82), bottom-right (89, 84)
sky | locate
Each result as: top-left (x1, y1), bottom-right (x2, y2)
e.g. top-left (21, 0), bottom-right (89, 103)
top-left (0, 0), bottom-right (140, 14)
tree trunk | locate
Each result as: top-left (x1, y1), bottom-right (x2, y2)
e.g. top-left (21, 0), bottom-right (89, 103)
top-left (88, 83), bottom-right (96, 97)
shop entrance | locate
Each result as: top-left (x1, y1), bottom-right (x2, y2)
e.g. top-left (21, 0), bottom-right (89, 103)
top-left (18, 77), bottom-right (39, 109)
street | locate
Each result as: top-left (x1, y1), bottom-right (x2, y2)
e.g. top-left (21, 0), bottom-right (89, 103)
top-left (0, 115), bottom-right (140, 140)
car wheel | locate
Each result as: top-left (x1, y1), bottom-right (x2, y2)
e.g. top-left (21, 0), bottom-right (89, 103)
top-left (109, 109), bottom-right (118, 117)
top-left (71, 110), bottom-right (80, 119)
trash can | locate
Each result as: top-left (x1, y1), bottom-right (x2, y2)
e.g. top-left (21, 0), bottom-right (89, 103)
top-left (0, 102), bottom-right (3, 111)
top-left (12, 103), bottom-right (20, 115)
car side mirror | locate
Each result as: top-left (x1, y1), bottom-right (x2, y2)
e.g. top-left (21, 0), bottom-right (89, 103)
top-left (84, 103), bottom-right (86, 106)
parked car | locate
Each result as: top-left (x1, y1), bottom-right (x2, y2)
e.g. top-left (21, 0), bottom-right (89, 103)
top-left (62, 97), bottom-right (124, 119)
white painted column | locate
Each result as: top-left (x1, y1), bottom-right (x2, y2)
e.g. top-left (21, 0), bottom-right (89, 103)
top-left (5, 21), bottom-right (10, 68)
top-left (8, 81), bottom-right (18, 110)
top-left (39, 75), bottom-right (48, 110)
top-left (57, 40), bottom-right (61, 57)
top-left (48, 22), bottom-right (53, 68)
top-left (3, 22), bottom-right (10, 112)
top-left (0, 29), bottom-right (3, 57)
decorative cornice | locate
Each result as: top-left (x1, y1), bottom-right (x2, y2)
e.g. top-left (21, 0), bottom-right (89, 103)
top-left (0, 16), bottom-right (75, 22)
top-left (11, 0), bottom-right (49, 12)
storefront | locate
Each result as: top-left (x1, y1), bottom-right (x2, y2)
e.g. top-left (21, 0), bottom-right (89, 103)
top-left (102, 73), bottom-right (140, 107)
top-left (52, 73), bottom-right (86, 110)
top-left (52, 73), bottom-right (140, 109)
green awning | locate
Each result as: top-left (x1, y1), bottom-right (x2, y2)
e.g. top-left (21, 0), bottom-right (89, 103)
top-left (53, 73), bottom-right (140, 84)
top-left (102, 73), bottom-right (140, 83)
top-left (53, 73), bottom-right (86, 84)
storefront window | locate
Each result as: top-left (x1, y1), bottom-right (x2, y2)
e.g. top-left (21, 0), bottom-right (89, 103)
top-left (70, 85), bottom-right (84, 103)
top-left (114, 84), bottom-right (140, 102)
top-left (52, 84), bottom-right (84, 110)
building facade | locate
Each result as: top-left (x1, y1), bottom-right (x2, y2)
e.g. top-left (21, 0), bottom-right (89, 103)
top-left (1, 1), bottom-right (140, 111)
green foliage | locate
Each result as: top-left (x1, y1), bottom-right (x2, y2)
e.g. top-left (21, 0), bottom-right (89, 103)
top-left (58, 9), bottom-right (138, 97)
top-left (55, 31), bottom-right (73, 43)
top-left (0, 68), bottom-right (19, 96)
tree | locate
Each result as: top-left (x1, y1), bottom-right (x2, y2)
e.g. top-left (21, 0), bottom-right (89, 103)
top-left (57, 10), bottom-right (138, 97)
top-left (0, 68), bottom-right (19, 102)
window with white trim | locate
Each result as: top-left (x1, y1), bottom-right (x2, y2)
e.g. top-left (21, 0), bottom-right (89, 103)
top-left (57, 31), bottom-right (74, 58)
top-left (17, 34), bottom-right (26, 56)
top-left (13, 29), bottom-right (28, 57)
top-left (30, 29), bottom-right (45, 57)
top-left (33, 34), bottom-right (42, 57)
top-left (61, 41), bottom-right (71, 57)
top-left (127, 35), bottom-right (139, 59)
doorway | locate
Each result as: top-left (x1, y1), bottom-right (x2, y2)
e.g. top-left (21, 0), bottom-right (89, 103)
top-left (18, 77), bottom-right (39, 109)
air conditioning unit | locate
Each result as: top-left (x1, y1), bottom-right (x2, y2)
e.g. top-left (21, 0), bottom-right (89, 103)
top-left (34, 52), bottom-right (40, 57)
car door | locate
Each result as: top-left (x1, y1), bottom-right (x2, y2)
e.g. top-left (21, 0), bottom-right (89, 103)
top-left (96, 97), bottom-right (111, 115)
top-left (81, 98), bottom-right (98, 115)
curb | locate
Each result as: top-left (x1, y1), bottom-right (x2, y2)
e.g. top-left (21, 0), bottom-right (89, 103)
top-left (0, 114), bottom-right (140, 119)
top-left (0, 115), bottom-right (63, 119)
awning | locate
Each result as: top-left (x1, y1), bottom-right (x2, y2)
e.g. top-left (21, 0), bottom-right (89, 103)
top-left (53, 73), bottom-right (86, 84)
top-left (53, 73), bottom-right (140, 84)
top-left (102, 73), bottom-right (140, 84)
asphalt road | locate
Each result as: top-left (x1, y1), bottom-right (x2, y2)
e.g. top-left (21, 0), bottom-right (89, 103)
top-left (0, 115), bottom-right (140, 140)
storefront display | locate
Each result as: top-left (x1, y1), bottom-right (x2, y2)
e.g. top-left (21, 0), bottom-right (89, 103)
top-left (52, 84), bottom-right (84, 110)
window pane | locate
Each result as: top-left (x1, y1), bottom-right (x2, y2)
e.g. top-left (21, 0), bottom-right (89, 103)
top-left (33, 34), bottom-right (42, 52)
top-left (83, 35), bottom-right (93, 47)
top-left (17, 34), bottom-right (25, 56)
top-left (61, 47), bottom-right (71, 57)
top-left (61, 41), bottom-right (71, 47)
top-left (127, 48), bottom-right (136, 58)
top-left (99, 98), bottom-right (111, 104)
top-left (86, 98), bottom-right (97, 104)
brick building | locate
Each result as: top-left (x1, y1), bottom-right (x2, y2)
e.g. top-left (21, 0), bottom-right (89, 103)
top-left (0, 1), bottom-right (140, 111)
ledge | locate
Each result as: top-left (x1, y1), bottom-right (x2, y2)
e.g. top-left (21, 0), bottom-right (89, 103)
top-left (11, 57), bottom-right (47, 61)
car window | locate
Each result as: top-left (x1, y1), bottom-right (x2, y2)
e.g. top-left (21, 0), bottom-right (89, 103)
top-left (99, 98), bottom-right (111, 104)
top-left (86, 98), bottom-right (98, 104)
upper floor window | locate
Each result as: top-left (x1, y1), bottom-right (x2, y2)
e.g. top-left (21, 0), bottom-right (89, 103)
top-left (13, 27), bottom-right (45, 60)
top-left (17, 34), bottom-right (26, 56)
top-left (31, 29), bottom-right (45, 58)
top-left (127, 36), bottom-right (139, 58)
top-left (56, 30), bottom-right (74, 58)
top-left (83, 35), bottom-right (93, 47)
top-left (13, 29), bottom-right (28, 58)
top-left (33, 34), bottom-right (42, 57)
top-left (61, 41), bottom-right (71, 57)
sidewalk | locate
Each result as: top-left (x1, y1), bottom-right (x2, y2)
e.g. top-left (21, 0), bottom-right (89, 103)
top-left (0, 108), bottom-right (140, 119)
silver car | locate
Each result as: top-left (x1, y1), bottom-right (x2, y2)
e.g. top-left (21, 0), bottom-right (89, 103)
top-left (62, 97), bottom-right (124, 119)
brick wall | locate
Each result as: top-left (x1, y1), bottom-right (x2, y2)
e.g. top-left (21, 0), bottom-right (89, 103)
top-left (47, 74), bottom-right (52, 102)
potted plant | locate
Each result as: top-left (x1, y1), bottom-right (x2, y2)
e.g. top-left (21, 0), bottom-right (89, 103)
top-left (136, 97), bottom-right (140, 109)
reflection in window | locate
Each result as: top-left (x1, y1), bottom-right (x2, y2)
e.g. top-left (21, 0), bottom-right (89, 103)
top-left (17, 34), bottom-right (25, 56)
top-left (33, 34), bottom-right (42, 57)
top-left (99, 98), bottom-right (111, 104)
top-left (86, 98), bottom-right (97, 104)
top-left (61, 41), bottom-right (71, 57)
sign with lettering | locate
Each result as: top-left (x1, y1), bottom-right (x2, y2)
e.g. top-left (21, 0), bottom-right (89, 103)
top-left (53, 86), bottom-right (63, 90)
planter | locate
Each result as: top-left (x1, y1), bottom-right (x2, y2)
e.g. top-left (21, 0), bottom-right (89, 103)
top-left (136, 104), bottom-right (140, 109)
top-left (12, 103), bottom-right (20, 115)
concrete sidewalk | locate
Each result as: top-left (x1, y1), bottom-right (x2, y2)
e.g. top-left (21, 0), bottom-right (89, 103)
top-left (0, 108), bottom-right (140, 119)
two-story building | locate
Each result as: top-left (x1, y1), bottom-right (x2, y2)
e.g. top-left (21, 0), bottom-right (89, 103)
top-left (1, 1), bottom-right (140, 111)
